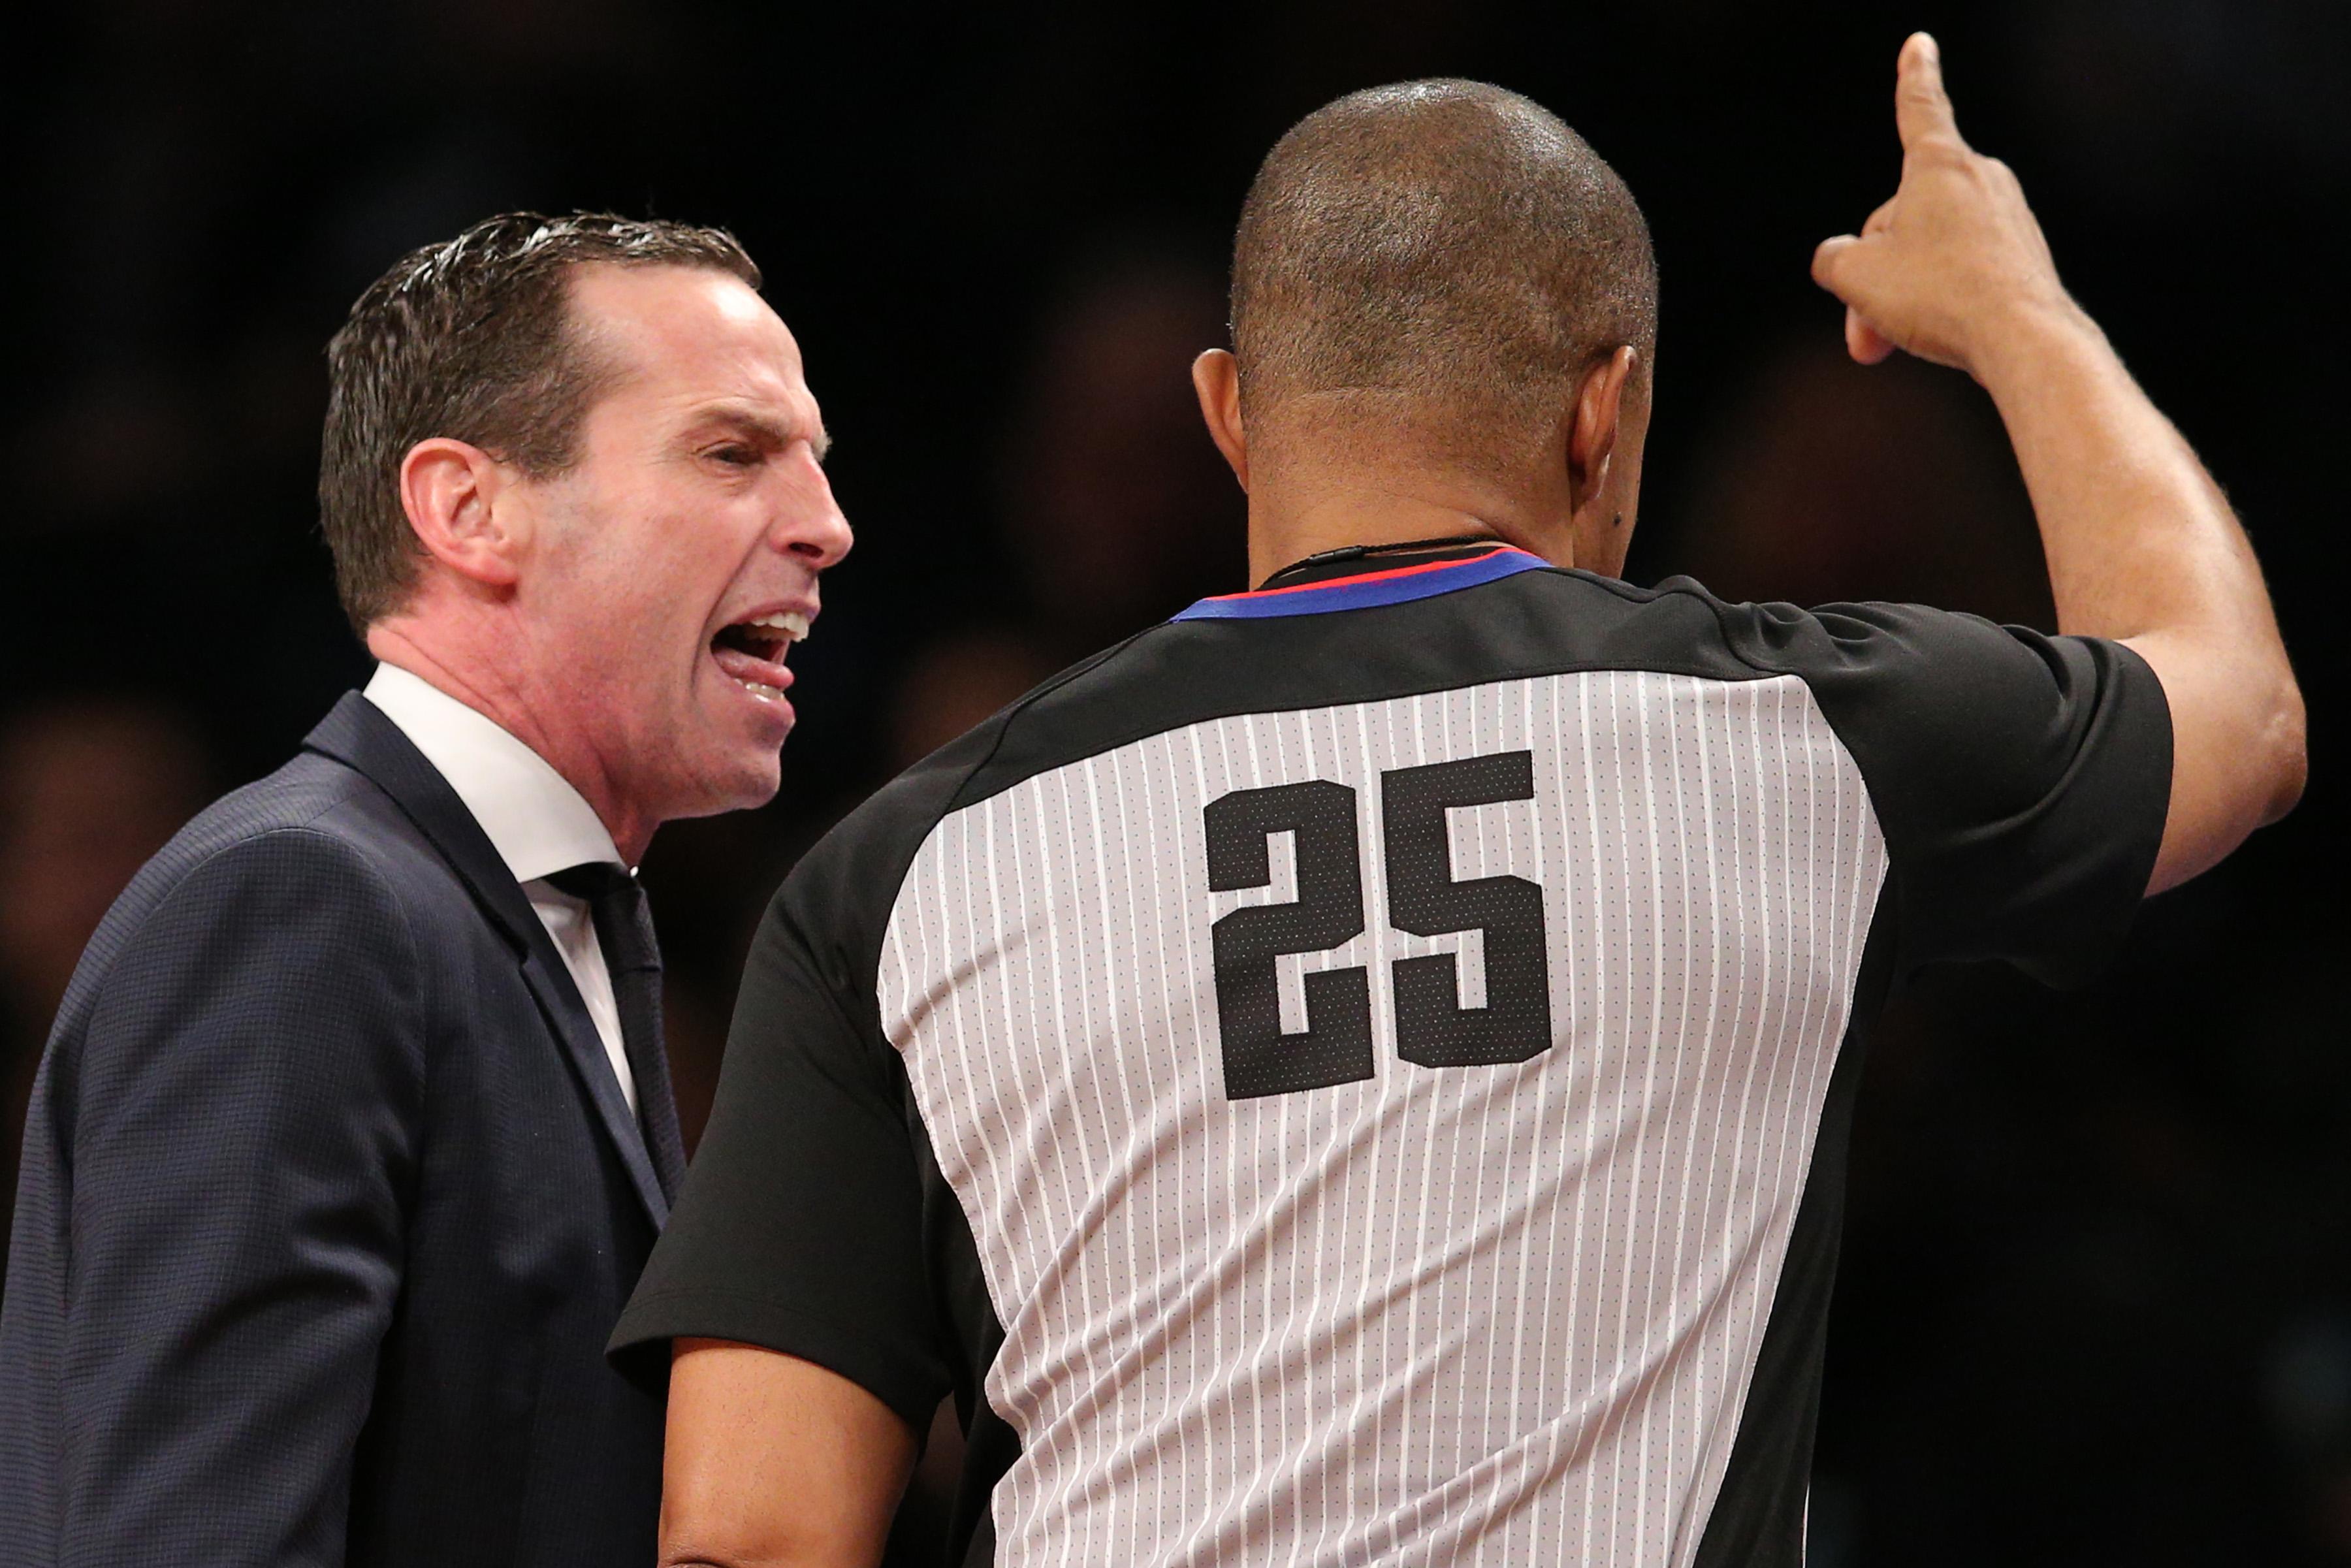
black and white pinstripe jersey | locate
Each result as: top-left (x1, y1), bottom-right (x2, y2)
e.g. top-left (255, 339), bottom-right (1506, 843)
top-left (615, 541), bottom-right (2171, 1567)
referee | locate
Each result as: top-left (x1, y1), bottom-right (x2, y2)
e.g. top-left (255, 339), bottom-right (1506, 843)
top-left (615, 38), bottom-right (2303, 1567)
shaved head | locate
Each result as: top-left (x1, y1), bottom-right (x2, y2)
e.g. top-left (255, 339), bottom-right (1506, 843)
top-left (1231, 80), bottom-right (1657, 475)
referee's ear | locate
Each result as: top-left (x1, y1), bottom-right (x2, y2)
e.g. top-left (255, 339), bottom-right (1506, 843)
top-left (1192, 349), bottom-right (1249, 491)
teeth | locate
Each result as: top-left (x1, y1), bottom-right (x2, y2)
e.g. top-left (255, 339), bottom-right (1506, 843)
top-left (744, 611), bottom-right (810, 642)
top-left (735, 680), bottom-right (787, 702)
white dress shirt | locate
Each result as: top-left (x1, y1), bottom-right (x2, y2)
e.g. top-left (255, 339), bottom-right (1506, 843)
top-left (363, 664), bottom-right (639, 1113)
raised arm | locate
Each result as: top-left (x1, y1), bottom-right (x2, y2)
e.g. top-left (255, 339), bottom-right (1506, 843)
top-left (1811, 33), bottom-right (2305, 894)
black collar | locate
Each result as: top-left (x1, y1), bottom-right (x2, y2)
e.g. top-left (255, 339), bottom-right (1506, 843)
top-left (1256, 532), bottom-right (1509, 591)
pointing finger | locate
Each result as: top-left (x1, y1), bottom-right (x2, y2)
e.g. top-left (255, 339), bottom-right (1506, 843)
top-left (1893, 32), bottom-right (1962, 152)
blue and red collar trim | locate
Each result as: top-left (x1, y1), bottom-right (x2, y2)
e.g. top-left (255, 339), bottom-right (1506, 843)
top-left (1172, 545), bottom-right (1550, 622)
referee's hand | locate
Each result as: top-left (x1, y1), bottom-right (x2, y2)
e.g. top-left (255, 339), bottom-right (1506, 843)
top-left (1812, 33), bottom-right (2079, 377)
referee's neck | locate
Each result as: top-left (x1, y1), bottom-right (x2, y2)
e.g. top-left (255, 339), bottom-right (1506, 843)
top-left (1242, 475), bottom-right (1571, 590)
top-left (1192, 348), bottom-right (1593, 588)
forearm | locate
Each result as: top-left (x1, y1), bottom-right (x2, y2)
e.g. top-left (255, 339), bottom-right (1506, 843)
top-left (1974, 301), bottom-right (2305, 839)
top-left (1974, 301), bottom-right (2275, 649)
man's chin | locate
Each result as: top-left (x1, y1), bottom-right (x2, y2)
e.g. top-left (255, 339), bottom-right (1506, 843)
top-left (716, 746), bottom-right (788, 812)
top-left (658, 741), bottom-right (789, 827)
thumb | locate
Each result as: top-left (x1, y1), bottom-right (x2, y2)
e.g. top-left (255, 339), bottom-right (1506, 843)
top-left (1811, 232), bottom-right (1863, 296)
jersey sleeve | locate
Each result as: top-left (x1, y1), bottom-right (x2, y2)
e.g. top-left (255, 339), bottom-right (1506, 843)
top-left (1707, 590), bottom-right (2173, 987)
top-left (607, 870), bottom-right (951, 1428)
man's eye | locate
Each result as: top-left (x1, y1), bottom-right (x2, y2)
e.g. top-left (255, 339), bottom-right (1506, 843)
top-left (708, 445), bottom-right (760, 468)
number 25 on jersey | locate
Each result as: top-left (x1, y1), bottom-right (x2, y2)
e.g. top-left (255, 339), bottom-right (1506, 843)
top-left (1202, 749), bottom-right (1552, 1102)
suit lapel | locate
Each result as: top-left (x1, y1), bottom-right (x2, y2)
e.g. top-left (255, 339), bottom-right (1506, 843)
top-left (304, 692), bottom-right (671, 1228)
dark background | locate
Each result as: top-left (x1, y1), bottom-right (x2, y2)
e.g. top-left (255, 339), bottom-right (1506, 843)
top-left (3, 1), bottom-right (2343, 1561)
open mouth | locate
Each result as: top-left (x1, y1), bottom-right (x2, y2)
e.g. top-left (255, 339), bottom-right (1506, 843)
top-left (710, 610), bottom-right (809, 703)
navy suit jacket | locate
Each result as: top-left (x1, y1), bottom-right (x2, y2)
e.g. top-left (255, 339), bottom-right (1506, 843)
top-left (0, 693), bottom-right (684, 1567)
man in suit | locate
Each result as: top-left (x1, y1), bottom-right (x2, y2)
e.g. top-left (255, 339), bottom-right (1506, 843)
top-left (0, 211), bottom-right (850, 1567)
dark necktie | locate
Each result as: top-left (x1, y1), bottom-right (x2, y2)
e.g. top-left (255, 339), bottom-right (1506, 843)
top-left (546, 863), bottom-right (688, 1202)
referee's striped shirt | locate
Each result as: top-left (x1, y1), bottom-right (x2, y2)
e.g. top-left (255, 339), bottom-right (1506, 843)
top-left (615, 541), bottom-right (2171, 1567)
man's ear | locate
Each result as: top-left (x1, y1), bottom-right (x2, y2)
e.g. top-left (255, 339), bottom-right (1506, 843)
top-left (1192, 349), bottom-right (1249, 491)
top-left (1567, 346), bottom-right (1640, 517)
top-left (398, 438), bottom-right (526, 590)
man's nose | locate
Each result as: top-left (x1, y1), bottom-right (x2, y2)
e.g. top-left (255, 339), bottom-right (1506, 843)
top-left (775, 468), bottom-right (854, 569)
